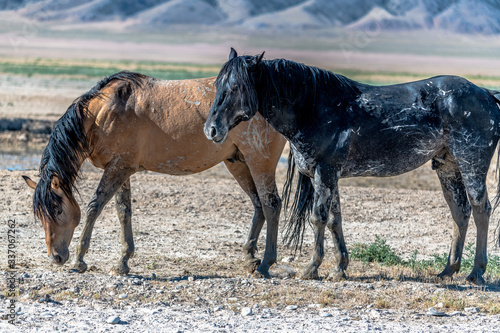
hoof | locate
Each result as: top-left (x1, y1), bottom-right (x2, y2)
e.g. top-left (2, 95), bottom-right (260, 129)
top-left (437, 264), bottom-right (459, 280)
top-left (111, 263), bottom-right (130, 276)
top-left (69, 260), bottom-right (87, 273)
top-left (437, 272), bottom-right (454, 281)
top-left (326, 270), bottom-right (346, 282)
top-left (300, 266), bottom-right (319, 280)
top-left (466, 271), bottom-right (485, 285)
top-left (245, 258), bottom-right (261, 274)
top-left (253, 266), bottom-right (271, 279)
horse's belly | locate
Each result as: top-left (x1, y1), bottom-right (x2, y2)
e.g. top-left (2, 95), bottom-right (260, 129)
top-left (341, 154), bottom-right (432, 177)
top-left (141, 140), bottom-right (234, 175)
top-left (342, 141), bottom-right (441, 177)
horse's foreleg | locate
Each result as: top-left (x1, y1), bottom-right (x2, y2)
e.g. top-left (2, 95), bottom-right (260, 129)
top-left (435, 162), bottom-right (471, 280)
top-left (70, 166), bottom-right (135, 273)
top-left (301, 167), bottom-right (335, 280)
top-left (111, 177), bottom-right (134, 275)
top-left (224, 160), bottom-right (265, 274)
top-left (255, 182), bottom-right (281, 278)
top-left (326, 187), bottom-right (349, 281)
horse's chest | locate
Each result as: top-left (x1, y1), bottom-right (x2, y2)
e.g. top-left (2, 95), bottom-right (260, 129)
top-left (290, 142), bottom-right (315, 178)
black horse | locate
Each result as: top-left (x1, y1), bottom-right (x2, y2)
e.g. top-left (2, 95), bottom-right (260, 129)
top-left (205, 48), bottom-right (500, 284)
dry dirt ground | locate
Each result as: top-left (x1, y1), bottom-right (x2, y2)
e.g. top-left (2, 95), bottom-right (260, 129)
top-left (1, 159), bottom-right (500, 332)
top-left (2, 130), bottom-right (500, 331)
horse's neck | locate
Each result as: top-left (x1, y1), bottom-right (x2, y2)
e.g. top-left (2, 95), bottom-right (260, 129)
top-left (256, 67), bottom-right (310, 140)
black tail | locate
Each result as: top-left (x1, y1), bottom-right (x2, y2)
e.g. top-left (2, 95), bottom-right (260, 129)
top-left (282, 150), bottom-right (315, 253)
top-left (486, 89), bottom-right (500, 246)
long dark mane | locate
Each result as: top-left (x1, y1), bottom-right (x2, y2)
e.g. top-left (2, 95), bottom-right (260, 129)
top-left (33, 71), bottom-right (145, 221)
top-left (258, 58), bottom-right (360, 115)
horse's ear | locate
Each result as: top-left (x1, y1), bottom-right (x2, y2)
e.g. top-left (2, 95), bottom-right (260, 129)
top-left (229, 47), bottom-right (238, 60)
top-left (249, 51), bottom-right (265, 70)
top-left (256, 51), bottom-right (265, 65)
top-left (23, 175), bottom-right (37, 190)
top-left (51, 176), bottom-right (60, 190)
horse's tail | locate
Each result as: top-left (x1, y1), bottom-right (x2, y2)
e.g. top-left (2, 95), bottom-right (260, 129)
top-left (485, 89), bottom-right (500, 245)
top-left (485, 89), bottom-right (500, 212)
top-left (282, 150), bottom-right (314, 253)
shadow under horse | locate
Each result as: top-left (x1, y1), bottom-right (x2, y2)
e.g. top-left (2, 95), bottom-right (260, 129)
top-left (205, 48), bottom-right (500, 284)
top-left (23, 71), bottom-right (285, 277)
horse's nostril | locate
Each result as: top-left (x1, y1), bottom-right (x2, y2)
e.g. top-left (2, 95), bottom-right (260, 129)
top-left (210, 126), bottom-right (217, 139)
top-left (53, 254), bottom-right (62, 264)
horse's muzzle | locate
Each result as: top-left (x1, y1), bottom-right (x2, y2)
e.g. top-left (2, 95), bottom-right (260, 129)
top-left (204, 124), bottom-right (227, 144)
top-left (50, 250), bottom-right (69, 266)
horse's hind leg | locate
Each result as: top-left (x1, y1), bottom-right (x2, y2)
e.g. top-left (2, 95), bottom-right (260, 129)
top-left (224, 160), bottom-right (266, 274)
top-left (326, 192), bottom-right (349, 281)
top-left (70, 166), bottom-right (135, 273)
top-left (302, 165), bottom-right (336, 280)
top-left (460, 171), bottom-right (491, 284)
top-left (450, 140), bottom-right (495, 284)
top-left (434, 157), bottom-right (471, 279)
top-left (111, 177), bottom-right (134, 275)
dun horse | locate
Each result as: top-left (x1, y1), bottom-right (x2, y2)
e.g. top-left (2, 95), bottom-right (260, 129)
top-left (23, 71), bottom-right (285, 277)
top-left (205, 48), bottom-right (500, 284)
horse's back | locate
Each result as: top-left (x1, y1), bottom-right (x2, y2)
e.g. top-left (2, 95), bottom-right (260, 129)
top-left (342, 76), bottom-right (500, 177)
top-left (87, 75), bottom-right (284, 175)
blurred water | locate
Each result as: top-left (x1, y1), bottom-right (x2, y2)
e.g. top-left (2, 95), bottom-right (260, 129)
top-left (0, 152), bottom-right (41, 171)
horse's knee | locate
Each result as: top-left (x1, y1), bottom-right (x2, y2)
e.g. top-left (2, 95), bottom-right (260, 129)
top-left (262, 193), bottom-right (281, 213)
top-left (469, 192), bottom-right (491, 215)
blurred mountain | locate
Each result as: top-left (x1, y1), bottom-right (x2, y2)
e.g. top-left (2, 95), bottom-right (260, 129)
top-left (3, 0), bottom-right (500, 35)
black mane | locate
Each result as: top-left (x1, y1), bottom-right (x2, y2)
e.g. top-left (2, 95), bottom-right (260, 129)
top-left (33, 71), bottom-right (144, 221)
top-left (260, 58), bottom-right (359, 109)
top-left (218, 56), bottom-right (360, 129)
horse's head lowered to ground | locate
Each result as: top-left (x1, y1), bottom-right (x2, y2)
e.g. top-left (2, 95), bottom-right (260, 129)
top-left (23, 174), bottom-right (81, 265)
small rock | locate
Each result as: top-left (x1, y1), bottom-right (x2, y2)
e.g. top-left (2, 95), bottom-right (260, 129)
top-left (41, 312), bottom-right (54, 319)
top-left (214, 306), bottom-right (224, 312)
top-left (465, 307), bottom-right (480, 314)
top-left (449, 311), bottom-right (463, 316)
top-left (187, 276), bottom-right (194, 282)
top-left (241, 307), bottom-right (253, 316)
top-left (369, 309), bottom-right (381, 318)
top-left (308, 304), bottom-right (321, 308)
top-left (320, 313), bottom-right (333, 317)
top-left (435, 302), bottom-right (444, 308)
top-left (106, 316), bottom-right (121, 324)
top-left (39, 295), bottom-right (50, 303)
top-left (17, 133), bottom-right (28, 142)
top-left (427, 307), bottom-right (446, 317)
top-left (227, 297), bottom-right (238, 303)
top-left (286, 305), bottom-right (298, 311)
top-left (21, 273), bottom-right (30, 278)
top-left (281, 256), bottom-right (294, 263)
top-left (119, 293), bottom-right (128, 299)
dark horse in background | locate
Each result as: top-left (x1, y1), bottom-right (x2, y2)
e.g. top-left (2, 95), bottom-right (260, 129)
top-left (23, 71), bottom-right (285, 277)
top-left (205, 48), bottom-right (500, 284)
